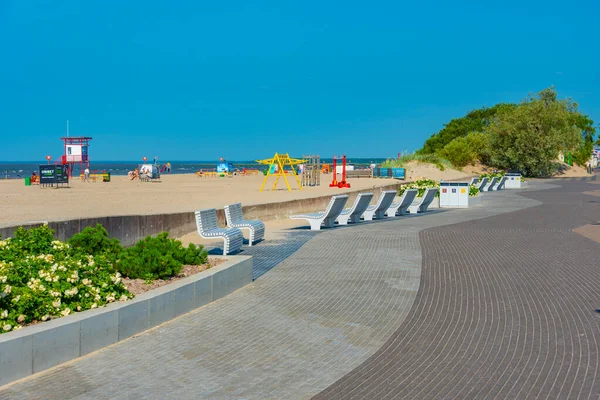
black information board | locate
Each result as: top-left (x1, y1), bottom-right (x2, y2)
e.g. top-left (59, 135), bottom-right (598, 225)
top-left (39, 165), bottom-right (69, 187)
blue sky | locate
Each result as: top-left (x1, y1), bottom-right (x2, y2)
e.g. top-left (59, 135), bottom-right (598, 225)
top-left (1, 0), bottom-right (598, 161)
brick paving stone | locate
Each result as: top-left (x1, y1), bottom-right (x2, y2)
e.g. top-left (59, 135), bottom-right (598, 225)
top-left (0, 181), bottom-right (570, 400)
top-left (315, 179), bottom-right (600, 400)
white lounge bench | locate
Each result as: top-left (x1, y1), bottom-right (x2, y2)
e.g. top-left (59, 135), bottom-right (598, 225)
top-left (362, 190), bottom-right (397, 221)
top-left (477, 177), bottom-right (489, 191)
top-left (290, 195), bottom-right (349, 230)
top-left (408, 188), bottom-right (439, 213)
top-left (195, 208), bottom-right (244, 255)
top-left (336, 193), bottom-right (374, 225)
top-left (483, 177), bottom-right (498, 191)
top-left (224, 203), bottom-right (265, 246)
top-left (469, 177), bottom-right (479, 186)
top-left (386, 189), bottom-right (418, 217)
top-left (494, 176), bottom-right (507, 190)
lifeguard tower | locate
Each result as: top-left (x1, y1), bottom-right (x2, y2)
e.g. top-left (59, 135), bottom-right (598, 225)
top-left (60, 136), bottom-right (92, 177)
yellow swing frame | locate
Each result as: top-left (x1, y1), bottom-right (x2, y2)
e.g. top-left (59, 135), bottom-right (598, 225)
top-left (255, 152), bottom-right (305, 192)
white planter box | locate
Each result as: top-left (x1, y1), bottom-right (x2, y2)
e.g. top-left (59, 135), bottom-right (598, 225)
top-left (469, 195), bottom-right (483, 207)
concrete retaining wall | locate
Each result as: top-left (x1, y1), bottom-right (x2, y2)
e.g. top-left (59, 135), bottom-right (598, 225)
top-left (0, 255), bottom-right (252, 387)
top-left (0, 182), bottom-right (403, 245)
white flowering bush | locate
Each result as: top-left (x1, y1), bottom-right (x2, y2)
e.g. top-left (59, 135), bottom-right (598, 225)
top-left (398, 179), bottom-right (440, 197)
top-left (0, 226), bottom-right (132, 334)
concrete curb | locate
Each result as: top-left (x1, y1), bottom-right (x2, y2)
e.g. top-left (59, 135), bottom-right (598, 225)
top-left (0, 255), bottom-right (252, 387)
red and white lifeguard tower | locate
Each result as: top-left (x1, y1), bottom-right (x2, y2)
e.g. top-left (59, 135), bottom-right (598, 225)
top-left (60, 136), bottom-right (92, 177)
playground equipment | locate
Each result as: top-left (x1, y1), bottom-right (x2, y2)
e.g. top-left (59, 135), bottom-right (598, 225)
top-left (256, 153), bottom-right (304, 192)
top-left (301, 155), bottom-right (321, 187)
top-left (61, 136), bottom-right (92, 178)
top-left (217, 158), bottom-right (234, 174)
top-left (329, 155), bottom-right (351, 188)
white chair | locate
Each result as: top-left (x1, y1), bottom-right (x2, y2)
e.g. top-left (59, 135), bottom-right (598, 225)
top-left (224, 203), bottom-right (265, 246)
top-left (483, 177), bottom-right (498, 191)
top-left (362, 191), bottom-right (397, 221)
top-left (336, 193), bottom-right (374, 225)
top-left (408, 188), bottom-right (439, 213)
top-left (386, 189), bottom-right (418, 217)
top-left (290, 195), bottom-right (349, 230)
top-left (477, 177), bottom-right (489, 191)
top-left (195, 209), bottom-right (243, 255)
top-left (495, 176), bottom-right (507, 190)
top-left (469, 177), bottom-right (479, 186)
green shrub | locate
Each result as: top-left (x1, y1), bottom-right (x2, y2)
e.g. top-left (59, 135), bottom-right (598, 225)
top-left (437, 131), bottom-right (491, 167)
top-left (398, 179), bottom-right (440, 197)
top-left (437, 137), bottom-right (476, 167)
top-left (464, 132), bottom-right (492, 164)
top-left (469, 185), bottom-right (480, 197)
top-left (8, 225), bottom-right (55, 257)
top-left (119, 233), bottom-right (208, 280)
top-left (68, 224), bottom-right (124, 268)
top-left (419, 103), bottom-right (517, 154)
top-left (486, 87), bottom-right (583, 177)
top-left (0, 226), bottom-right (132, 334)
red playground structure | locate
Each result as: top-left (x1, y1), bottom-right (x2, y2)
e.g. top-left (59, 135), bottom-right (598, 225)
top-left (60, 136), bottom-right (92, 178)
top-left (329, 155), bottom-right (351, 188)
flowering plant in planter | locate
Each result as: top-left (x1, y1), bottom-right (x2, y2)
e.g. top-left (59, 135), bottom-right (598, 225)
top-left (0, 226), bottom-right (132, 334)
top-left (469, 185), bottom-right (480, 197)
top-left (398, 179), bottom-right (440, 198)
top-left (479, 171), bottom-right (505, 180)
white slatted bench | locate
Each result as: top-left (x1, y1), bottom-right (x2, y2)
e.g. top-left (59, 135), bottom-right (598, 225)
top-left (408, 188), bottom-right (439, 213)
top-left (494, 176), bottom-right (507, 190)
top-left (195, 208), bottom-right (243, 255)
top-left (290, 195), bottom-right (348, 230)
top-left (477, 177), bottom-right (489, 192)
top-left (362, 190), bottom-right (397, 221)
top-left (224, 203), bottom-right (265, 246)
top-left (386, 189), bottom-right (418, 217)
top-left (336, 193), bottom-right (373, 225)
top-left (484, 177), bottom-right (498, 191)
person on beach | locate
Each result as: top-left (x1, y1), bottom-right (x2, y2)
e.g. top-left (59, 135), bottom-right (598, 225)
top-left (84, 167), bottom-right (90, 182)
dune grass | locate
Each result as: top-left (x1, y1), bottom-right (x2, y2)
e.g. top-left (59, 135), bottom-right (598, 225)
top-left (381, 152), bottom-right (453, 171)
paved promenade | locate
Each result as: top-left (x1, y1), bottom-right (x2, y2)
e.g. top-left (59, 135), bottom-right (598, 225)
top-left (317, 178), bottom-right (600, 399)
top-left (1, 179), bottom-right (598, 399)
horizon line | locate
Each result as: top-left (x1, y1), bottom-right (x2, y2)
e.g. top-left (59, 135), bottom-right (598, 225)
top-left (0, 157), bottom-right (393, 163)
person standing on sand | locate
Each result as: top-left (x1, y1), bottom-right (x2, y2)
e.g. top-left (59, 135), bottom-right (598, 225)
top-left (84, 167), bottom-right (90, 182)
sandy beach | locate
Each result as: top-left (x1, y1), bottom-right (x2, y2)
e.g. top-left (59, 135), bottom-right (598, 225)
top-left (0, 172), bottom-right (405, 226)
top-left (1, 161), bottom-right (589, 228)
